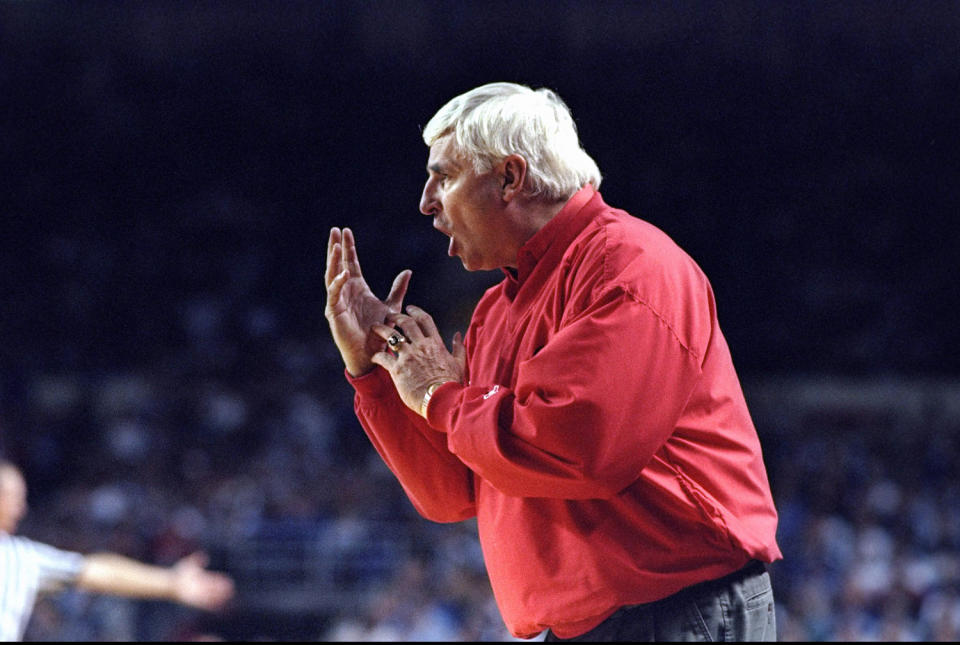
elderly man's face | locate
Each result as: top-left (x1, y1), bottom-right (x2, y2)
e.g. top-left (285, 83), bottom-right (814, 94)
top-left (419, 134), bottom-right (518, 271)
top-left (0, 466), bottom-right (27, 534)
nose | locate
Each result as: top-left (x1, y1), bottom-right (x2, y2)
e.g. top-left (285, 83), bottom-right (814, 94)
top-left (419, 178), bottom-right (439, 216)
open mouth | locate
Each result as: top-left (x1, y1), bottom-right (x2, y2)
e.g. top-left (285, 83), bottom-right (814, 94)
top-left (433, 220), bottom-right (456, 256)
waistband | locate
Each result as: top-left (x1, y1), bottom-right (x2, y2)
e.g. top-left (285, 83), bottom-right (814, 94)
top-left (546, 561), bottom-right (770, 642)
top-left (656, 559), bottom-right (768, 605)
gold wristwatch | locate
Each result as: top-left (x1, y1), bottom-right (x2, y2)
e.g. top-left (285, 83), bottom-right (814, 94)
top-left (420, 381), bottom-right (448, 418)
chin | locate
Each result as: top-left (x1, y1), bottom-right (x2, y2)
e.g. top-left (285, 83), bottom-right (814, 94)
top-left (457, 250), bottom-right (500, 272)
top-left (459, 258), bottom-right (488, 272)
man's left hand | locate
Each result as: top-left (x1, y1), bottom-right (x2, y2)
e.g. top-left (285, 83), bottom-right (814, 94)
top-left (370, 305), bottom-right (465, 415)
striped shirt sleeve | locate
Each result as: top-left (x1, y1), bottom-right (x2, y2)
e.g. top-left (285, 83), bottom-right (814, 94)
top-left (1, 532), bottom-right (85, 641)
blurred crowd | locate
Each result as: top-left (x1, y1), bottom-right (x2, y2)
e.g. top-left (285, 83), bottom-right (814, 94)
top-left (768, 417), bottom-right (960, 641)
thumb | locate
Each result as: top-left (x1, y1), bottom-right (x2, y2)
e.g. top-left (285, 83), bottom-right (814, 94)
top-left (179, 552), bottom-right (208, 570)
top-left (385, 269), bottom-right (412, 311)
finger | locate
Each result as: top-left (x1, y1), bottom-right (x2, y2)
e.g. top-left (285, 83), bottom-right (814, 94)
top-left (370, 322), bottom-right (401, 342)
top-left (375, 318), bottom-right (420, 352)
top-left (175, 552), bottom-right (206, 572)
top-left (219, 576), bottom-right (236, 596)
top-left (325, 269), bottom-right (349, 311)
top-left (452, 331), bottom-right (466, 369)
top-left (325, 228), bottom-right (342, 286)
top-left (405, 305), bottom-right (440, 338)
top-left (370, 350), bottom-right (396, 370)
top-left (341, 227), bottom-right (364, 278)
top-left (189, 552), bottom-right (209, 569)
top-left (385, 269), bottom-right (412, 311)
top-left (385, 312), bottom-right (426, 341)
top-left (325, 241), bottom-right (343, 288)
top-left (210, 578), bottom-right (235, 604)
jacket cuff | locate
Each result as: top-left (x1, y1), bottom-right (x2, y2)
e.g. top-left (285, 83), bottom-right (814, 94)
top-left (345, 366), bottom-right (394, 398)
top-left (424, 381), bottom-right (462, 432)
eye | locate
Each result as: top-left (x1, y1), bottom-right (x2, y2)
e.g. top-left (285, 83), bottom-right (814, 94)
top-left (427, 169), bottom-right (450, 188)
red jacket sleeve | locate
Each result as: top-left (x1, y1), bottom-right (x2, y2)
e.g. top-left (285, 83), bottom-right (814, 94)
top-left (350, 367), bottom-right (476, 522)
top-left (425, 287), bottom-right (703, 499)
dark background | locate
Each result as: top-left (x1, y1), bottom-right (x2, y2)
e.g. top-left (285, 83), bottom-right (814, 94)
top-left (3, 0), bottom-right (958, 379)
top-left (2, 1), bottom-right (960, 641)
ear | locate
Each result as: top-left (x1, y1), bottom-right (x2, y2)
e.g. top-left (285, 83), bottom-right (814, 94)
top-left (498, 154), bottom-right (527, 202)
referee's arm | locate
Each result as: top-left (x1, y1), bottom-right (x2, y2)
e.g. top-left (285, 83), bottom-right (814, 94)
top-left (76, 550), bottom-right (234, 610)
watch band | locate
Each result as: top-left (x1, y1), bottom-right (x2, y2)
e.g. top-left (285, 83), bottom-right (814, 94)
top-left (420, 381), bottom-right (447, 418)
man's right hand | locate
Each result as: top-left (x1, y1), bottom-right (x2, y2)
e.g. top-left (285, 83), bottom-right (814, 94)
top-left (325, 227), bottom-right (411, 377)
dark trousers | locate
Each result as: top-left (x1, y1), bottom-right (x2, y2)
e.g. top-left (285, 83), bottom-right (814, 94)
top-left (545, 560), bottom-right (777, 642)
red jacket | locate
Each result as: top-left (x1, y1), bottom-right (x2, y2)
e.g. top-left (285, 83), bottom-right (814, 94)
top-left (349, 185), bottom-right (781, 639)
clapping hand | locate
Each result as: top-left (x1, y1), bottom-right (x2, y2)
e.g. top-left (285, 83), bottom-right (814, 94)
top-left (325, 227), bottom-right (412, 376)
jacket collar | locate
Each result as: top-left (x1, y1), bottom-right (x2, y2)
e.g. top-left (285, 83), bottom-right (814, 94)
top-left (502, 184), bottom-right (600, 287)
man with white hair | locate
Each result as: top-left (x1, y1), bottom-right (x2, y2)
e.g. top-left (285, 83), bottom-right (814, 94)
top-left (0, 459), bottom-right (234, 641)
top-left (325, 82), bottom-right (782, 641)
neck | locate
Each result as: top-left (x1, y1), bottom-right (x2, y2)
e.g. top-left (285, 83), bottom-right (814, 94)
top-left (498, 195), bottom-right (572, 269)
top-left (510, 195), bottom-right (568, 245)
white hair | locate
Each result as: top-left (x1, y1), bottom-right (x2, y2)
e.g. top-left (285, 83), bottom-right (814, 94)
top-left (422, 82), bottom-right (602, 201)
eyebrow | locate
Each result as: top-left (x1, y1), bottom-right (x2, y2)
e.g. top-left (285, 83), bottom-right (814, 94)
top-left (427, 163), bottom-right (448, 175)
